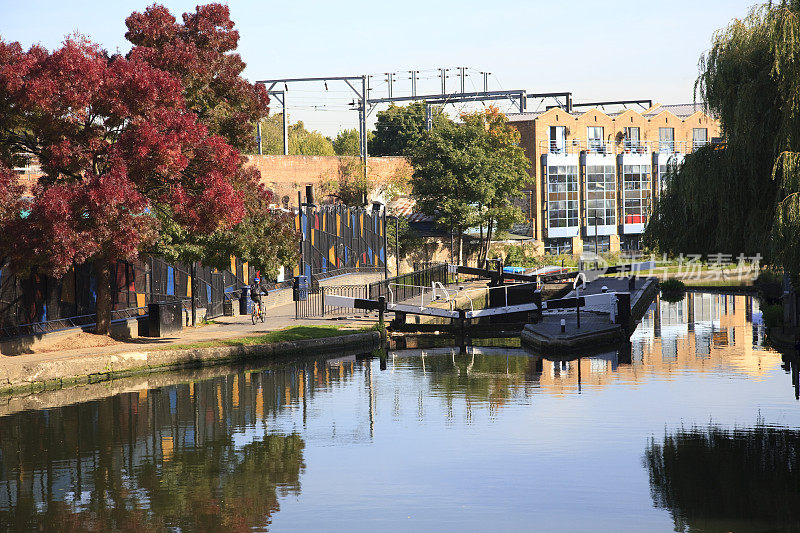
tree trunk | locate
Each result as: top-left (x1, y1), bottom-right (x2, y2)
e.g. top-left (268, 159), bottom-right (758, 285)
top-left (484, 217), bottom-right (494, 264)
top-left (94, 259), bottom-right (112, 336)
top-left (479, 223), bottom-right (484, 267)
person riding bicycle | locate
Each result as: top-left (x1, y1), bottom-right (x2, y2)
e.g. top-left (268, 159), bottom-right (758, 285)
top-left (250, 279), bottom-right (266, 319)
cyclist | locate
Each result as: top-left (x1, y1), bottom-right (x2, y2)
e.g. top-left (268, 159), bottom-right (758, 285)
top-left (250, 279), bottom-right (265, 323)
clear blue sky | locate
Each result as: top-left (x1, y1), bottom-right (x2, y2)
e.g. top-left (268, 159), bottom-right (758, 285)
top-left (1, 0), bottom-right (757, 136)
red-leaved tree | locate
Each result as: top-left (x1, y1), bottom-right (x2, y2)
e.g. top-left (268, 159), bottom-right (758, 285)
top-left (125, 3), bottom-right (268, 153)
top-left (0, 36), bottom-right (246, 334)
top-left (124, 3), bottom-right (298, 280)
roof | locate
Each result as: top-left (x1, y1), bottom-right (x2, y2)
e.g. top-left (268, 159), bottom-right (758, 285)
top-left (506, 102), bottom-right (715, 122)
top-left (643, 103), bottom-right (710, 118)
top-left (386, 196), bottom-right (434, 223)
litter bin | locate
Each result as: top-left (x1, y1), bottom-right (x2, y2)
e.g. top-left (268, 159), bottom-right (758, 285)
top-left (240, 286), bottom-right (253, 316)
top-left (293, 276), bottom-right (309, 301)
top-left (147, 301), bottom-right (183, 337)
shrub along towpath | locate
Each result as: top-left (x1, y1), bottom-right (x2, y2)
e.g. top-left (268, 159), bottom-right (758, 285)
top-left (0, 302), bottom-right (384, 397)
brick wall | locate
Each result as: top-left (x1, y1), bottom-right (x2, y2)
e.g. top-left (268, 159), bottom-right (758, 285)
top-left (244, 155), bottom-right (413, 207)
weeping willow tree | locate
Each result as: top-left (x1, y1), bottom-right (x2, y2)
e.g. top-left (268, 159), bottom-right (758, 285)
top-left (644, 1), bottom-right (800, 280)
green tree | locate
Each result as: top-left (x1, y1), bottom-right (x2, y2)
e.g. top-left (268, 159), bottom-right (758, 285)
top-left (289, 121), bottom-right (335, 156)
top-left (409, 107), bottom-right (530, 264)
top-left (256, 117), bottom-right (336, 156)
top-left (644, 2), bottom-right (800, 281)
top-left (385, 215), bottom-right (424, 273)
top-left (257, 113), bottom-right (286, 155)
top-left (370, 102), bottom-right (447, 156)
top-left (332, 128), bottom-right (360, 156)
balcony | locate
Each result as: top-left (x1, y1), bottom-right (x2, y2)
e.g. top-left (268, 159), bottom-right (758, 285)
top-left (542, 139), bottom-right (706, 156)
top-left (540, 139), bottom-right (615, 155)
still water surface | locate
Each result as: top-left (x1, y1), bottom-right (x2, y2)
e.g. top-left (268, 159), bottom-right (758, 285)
top-left (1, 293), bottom-right (799, 532)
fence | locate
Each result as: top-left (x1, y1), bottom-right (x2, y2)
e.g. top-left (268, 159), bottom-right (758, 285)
top-left (295, 284), bottom-right (371, 319)
top-left (0, 306), bottom-right (148, 339)
top-left (0, 254), bottom-right (263, 339)
top-left (310, 266), bottom-right (383, 288)
top-left (368, 264), bottom-right (452, 303)
top-left (297, 204), bottom-right (387, 280)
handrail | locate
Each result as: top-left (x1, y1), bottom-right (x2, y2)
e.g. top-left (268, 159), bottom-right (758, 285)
top-left (540, 139), bottom-right (704, 156)
top-left (0, 306), bottom-right (149, 340)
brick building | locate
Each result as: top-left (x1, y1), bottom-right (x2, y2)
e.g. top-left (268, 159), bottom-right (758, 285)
top-left (508, 103), bottom-right (721, 254)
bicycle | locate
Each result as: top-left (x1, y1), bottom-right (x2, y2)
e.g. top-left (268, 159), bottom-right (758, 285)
top-left (251, 300), bottom-right (265, 324)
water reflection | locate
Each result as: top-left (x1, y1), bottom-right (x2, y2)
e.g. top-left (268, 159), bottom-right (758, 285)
top-left (645, 424), bottom-right (800, 532)
top-left (0, 360), bottom-right (362, 531)
top-left (0, 293), bottom-right (795, 531)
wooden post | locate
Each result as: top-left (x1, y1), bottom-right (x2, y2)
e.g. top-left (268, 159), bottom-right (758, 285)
top-left (378, 296), bottom-right (385, 327)
top-left (576, 297), bottom-right (581, 328)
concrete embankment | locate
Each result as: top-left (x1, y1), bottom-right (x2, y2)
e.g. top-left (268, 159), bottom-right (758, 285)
top-left (0, 330), bottom-right (383, 397)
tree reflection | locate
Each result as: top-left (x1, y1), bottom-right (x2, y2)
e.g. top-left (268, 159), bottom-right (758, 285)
top-left (0, 370), bottom-right (307, 531)
top-left (419, 352), bottom-right (541, 408)
top-left (644, 424), bottom-right (800, 532)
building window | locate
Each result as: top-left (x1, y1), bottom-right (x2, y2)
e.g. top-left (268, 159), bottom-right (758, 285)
top-left (583, 236), bottom-right (610, 253)
top-left (549, 126), bottom-right (566, 153)
top-left (659, 127), bottom-right (675, 153)
top-left (545, 238), bottom-right (573, 255)
top-left (587, 126), bottom-right (604, 152)
top-left (692, 128), bottom-right (708, 149)
top-left (585, 164), bottom-right (616, 227)
top-left (623, 127), bottom-right (640, 151)
top-left (622, 164), bottom-right (652, 225)
top-left (546, 164), bottom-right (579, 229)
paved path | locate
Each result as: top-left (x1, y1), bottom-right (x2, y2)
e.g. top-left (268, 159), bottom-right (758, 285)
top-left (0, 301), bottom-right (380, 370)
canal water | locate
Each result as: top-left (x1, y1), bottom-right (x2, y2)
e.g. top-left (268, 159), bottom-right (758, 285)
top-left (1, 293), bottom-right (798, 532)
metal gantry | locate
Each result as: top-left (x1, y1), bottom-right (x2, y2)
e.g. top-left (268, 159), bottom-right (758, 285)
top-left (257, 68), bottom-right (579, 170)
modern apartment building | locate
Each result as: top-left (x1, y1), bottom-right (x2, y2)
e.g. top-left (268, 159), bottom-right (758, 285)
top-left (508, 103), bottom-right (721, 254)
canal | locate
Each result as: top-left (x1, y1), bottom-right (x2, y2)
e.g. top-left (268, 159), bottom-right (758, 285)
top-left (1, 292), bottom-right (798, 531)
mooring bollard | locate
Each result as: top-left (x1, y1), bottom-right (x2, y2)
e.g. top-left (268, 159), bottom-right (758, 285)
top-left (378, 296), bottom-right (386, 327)
top-left (560, 318), bottom-right (566, 333)
top-left (576, 298), bottom-right (581, 328)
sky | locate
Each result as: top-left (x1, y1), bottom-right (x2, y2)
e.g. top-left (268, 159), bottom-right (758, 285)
top-left (1, 0), bottom-right (758, 136)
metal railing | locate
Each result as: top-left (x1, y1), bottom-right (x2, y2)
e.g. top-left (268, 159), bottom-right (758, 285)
top-left (368, 264), bottom-right (452, 302)
top-left (0, 306), bottom-right (148, 339)
top-left (311, 266), bottom-right (383, 288)
top-left (295, 284), bottom-right (373, 319)
top-left (540, 139), bottom-right (708, 156)
top-left (386, 281), bottom-right (457, 309)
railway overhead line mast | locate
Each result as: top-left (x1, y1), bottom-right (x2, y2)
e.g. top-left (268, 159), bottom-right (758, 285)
top-left (256, 68), bottom-right (576, 172)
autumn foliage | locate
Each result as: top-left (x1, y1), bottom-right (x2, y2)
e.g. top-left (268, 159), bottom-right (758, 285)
top-left (0, 4), bottom-right (297, 333)
top-left (125, 3), bottom-right (269, 153)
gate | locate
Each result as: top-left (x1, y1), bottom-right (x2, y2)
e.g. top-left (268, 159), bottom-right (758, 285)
top-left (295, 284), bottom-right (370, 319)
top-left (208, 273), bottom-right (225, 318)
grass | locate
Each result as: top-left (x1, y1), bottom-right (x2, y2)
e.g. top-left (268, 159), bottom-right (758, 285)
top-left (158, 325), bottom-right (372, 351)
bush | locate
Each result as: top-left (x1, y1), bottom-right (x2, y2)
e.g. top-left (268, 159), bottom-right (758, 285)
top-left (503, 245), bottom-right (527, 266)
top-left (763, 304), bottom-right (784, 328)
top-left (660, 278), bottom-right (686, 302)
top-left (660, 278), bottom-right (686, 292)
top-left (754, 269), bottom-right (784, 302)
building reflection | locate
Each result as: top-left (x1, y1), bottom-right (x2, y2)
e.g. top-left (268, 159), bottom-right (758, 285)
top-left (533, 294), bottom-right (784, 395)
top-left (644, 424), bottom-right (800, 531)
top-left (0, 357), bottom-right (364, 530)
top-left (390, 294), bottom-right (790, 406)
